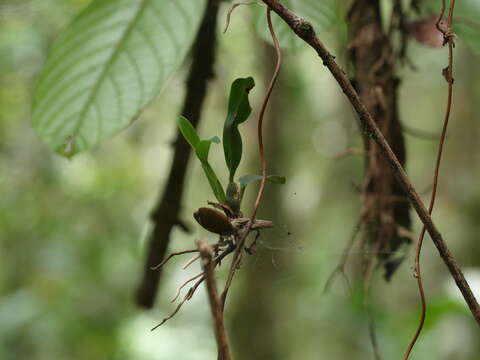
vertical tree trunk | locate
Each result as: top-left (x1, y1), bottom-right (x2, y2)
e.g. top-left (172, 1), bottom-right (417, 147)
top-left (347, 0), bottom-right (411, 280)
top-left (135, 0), bottom-right (220, 308)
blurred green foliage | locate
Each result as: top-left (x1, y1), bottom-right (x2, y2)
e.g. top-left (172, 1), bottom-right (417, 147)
top-left (1, 1), bottom-right (480, 359)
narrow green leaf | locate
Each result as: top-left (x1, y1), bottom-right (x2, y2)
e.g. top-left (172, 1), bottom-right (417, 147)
top-left (239, 175), bottom-right (262, 187)
top-left (178, 116), bottom-right (225, 203)
top-left (239, 174), bottom-right (286, 186)
top-left (32, 0), bottom-right (207, 157)
top-left (202, 163), bottom-right (226, 203)
top-left (196, 140), bottom-right (212, 163)
top-left (223, 77), bottom-right (255, 182)
top-left (178, 115), bottom-right (200, 149)
top-left (266, 175), bottom-right (287, 184)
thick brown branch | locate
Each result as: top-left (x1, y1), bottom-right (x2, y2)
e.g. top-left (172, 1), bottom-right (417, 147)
top-left (197, 240), bottom-right (232, 360)
top-left (348, 0), bottom-right (411, 282)
top-left (135, 0), bottom-right (220, 309)
top-left (261, 0), bottom-right (480, 325)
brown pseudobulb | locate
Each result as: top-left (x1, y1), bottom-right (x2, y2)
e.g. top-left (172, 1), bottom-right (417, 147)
top-left (193, 207), bottom-right (235, 235)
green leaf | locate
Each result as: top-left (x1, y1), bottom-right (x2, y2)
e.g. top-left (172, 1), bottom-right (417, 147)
top-left (239, 175), bottom-right (262, 187)
top-left (253, 0), bottom-right (338, 50)
top-left (178, 116), bottom-right (226, 203)
top-left (196, 140), bottom-right (212, 163)
top-left (266, 175), bottom-right (287, 184)
top-left (32, 0), bottom-right (207, 157)
top-left (178, 115), bottom-right (200, 149)
top-left (223, 77), bottom-right (255, 182)
top-left (239, 174), bottom-right (286, 187)
top-left (201, 163), bottom-right (226, 204)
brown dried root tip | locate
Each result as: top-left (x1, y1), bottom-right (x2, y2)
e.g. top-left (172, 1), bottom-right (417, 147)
top-left (151, 276), bottom-right (206, 331)
top-left (150, 249), bottom-right (199, 270)
top-left (170, 272), bottom-right (204, 303)
top-left (151, 301), bottom-right (185, 331)
top-left (182, 254), bottom-right (201, 270)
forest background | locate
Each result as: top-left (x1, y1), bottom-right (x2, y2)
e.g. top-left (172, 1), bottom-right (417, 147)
top-left (1, 0), bottom-right (479, 359)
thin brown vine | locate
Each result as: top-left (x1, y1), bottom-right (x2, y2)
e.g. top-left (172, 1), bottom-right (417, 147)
top-left (403, 1), bottom-right (457, 358)
top-left (219, 6), bottom-right (282, 311)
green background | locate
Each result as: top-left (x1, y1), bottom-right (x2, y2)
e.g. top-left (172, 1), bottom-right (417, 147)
top-left (1, 1), bottom-right (479, 359)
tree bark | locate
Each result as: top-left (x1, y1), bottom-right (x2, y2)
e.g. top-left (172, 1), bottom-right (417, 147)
top-left (347, 0), bottom-right (411, 280)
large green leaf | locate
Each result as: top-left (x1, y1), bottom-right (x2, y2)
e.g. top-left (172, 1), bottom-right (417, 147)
top-left (222, 77), bottom-right (255, 182)
top-left (254, 0), bottom-right (338, 50)
top-left (32, 0), bottom-right (206, 157)
top-left (178, 116), bottom-right (226, 203)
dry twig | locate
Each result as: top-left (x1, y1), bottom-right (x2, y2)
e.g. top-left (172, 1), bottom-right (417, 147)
top-left (197, 240), bottom-right (232, 360)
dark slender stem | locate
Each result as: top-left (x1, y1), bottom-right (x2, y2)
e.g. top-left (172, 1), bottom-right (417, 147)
top-left (135, 0), bottom-right (220, 309)
top-left (404, 1), bottom-right (458, 358)
top-left (197, 240), bottom-right (232, 360)
top-left (261, 0), bottom-right (480, 325)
